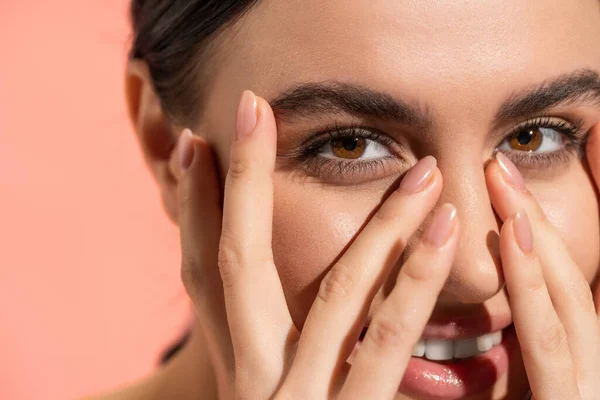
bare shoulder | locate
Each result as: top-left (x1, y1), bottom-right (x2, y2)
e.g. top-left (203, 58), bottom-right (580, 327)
top-left (82, 327), bottom-right (217, 400)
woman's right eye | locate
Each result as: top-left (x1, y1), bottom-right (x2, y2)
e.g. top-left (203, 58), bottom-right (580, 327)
top-left (292, 127), bottom-right (405, 183)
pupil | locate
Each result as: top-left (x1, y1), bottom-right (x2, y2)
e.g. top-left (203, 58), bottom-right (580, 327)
top-left (343, 137), bottom-right (358, 151)
top-left (517, 130), bottom-right (533, 145)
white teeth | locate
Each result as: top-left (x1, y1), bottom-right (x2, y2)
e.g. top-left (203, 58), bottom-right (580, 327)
top-left (425, 339), bottom-right (454, 361)
top-left (412, 339), bottom-right (425, 357)
top-left (491, 330), bottom-right (503, 346)
top-left (453, 338), bottom-right (479, 359)
top-left (411, 330), bottom-right (504, 361)
top-left (476, 333), bottom-right (495, 352)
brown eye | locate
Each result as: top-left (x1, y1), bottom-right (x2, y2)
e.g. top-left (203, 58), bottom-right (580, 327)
top-left (508, 128), bottom-right (543, 152)
top-left (331, 137), bottom-right (367, 159)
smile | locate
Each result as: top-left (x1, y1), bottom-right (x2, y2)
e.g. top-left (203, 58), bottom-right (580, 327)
top-left (350, 316), bottom-right (516, 399)
top-left (411, 330), bottom-right (503, 360)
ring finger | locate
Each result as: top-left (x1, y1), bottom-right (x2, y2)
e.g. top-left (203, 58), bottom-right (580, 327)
top-left (500, 211), bottom-right (580, 399)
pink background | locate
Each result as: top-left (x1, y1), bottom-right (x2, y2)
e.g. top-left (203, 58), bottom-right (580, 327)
top-left (0, 2), bottom-right (191, 399)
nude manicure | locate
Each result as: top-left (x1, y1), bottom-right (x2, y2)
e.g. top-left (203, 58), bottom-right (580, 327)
top-left (398, 156), bottom-right (437, 193)
top-left (514, 211), bottom-right (534, 254)
top-left (423, 204), bottom-right (457, 247)
top-left (178, 129), bottom-right (194, 172)
top-left (235, 90), bottom-right (258, 140)
top-left (496, 152), bottom-right (527, 192)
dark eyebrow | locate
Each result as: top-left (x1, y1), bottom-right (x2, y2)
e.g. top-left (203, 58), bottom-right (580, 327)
top-left (268, 81), bottom-right (433, 129)
top-left (495, 69), bottom-right (600, 123)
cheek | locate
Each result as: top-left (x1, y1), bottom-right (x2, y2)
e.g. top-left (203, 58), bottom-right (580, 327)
top-left (532, 167), bottom-right (600, 283)
top-left (271, 175), bottom-right (383, 328)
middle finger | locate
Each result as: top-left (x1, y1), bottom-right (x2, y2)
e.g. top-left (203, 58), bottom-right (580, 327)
top-left (286, 156), bottom-right (443, 394)
top-left (499, 211), bottom-right (580, 399)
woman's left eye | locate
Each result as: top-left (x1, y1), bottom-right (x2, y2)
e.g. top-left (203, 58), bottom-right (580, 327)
top-left (318, 137), bottom-right (392, 160)
top-left (497, 126), bottom-right (564, 153)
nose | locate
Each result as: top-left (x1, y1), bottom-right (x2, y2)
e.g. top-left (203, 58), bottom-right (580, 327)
top-left (434, 156), bottom-right (504, 304)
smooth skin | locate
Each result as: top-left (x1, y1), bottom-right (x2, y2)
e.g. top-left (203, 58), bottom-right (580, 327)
top-left (173, 92), bottom-right (600, 399)
top-left (179, 92), bottom-right (458, 399)
top-left (111, 1), bottom-right (600, 399)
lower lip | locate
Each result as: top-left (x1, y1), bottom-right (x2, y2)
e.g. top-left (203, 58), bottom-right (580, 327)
top-left (350, 325), bottom-right (517, 399)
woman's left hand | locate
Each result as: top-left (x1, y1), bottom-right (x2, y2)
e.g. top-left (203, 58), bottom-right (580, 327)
top-left (485, 125), bottom-right (600, 399)
top-left (588, 126), bottom-right (600, 315)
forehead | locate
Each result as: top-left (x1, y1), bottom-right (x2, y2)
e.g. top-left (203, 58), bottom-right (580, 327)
top-left (216, 0), bottom-right (600, 98)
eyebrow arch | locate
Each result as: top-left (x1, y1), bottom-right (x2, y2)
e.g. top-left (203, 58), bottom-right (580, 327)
top-left (494, 69), bottom-right (600, 123)
top-left (268, 81), bottom-right (433, 129)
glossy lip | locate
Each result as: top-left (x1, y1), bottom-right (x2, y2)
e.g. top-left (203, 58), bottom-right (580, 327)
top-left (348, 325), bottom-right (517, 399)
top-left (399, 325), bottom-right (517, 399)
top-left (349, 310), bottom-right (518, 399)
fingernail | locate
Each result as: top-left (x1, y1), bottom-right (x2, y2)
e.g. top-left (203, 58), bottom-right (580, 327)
top-left (236, 90), bottom-right (258, 140)
top-left (398, 156), bottom-right (437, 193)
top-left (496, 152), bottom-right (527, 192)
top-left (178, 129), bottom-right (194, 172)
top-left (514, 210), bottom-right (534, 254)
top-left (423, 204), bottom-right (457, 247)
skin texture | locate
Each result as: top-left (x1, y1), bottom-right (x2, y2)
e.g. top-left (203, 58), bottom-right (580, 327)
top-left (122, 0), bottom-right (600, 399)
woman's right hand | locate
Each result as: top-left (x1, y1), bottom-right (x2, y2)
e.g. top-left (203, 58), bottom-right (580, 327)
top-left (176, 90), bottom-right (460, 399)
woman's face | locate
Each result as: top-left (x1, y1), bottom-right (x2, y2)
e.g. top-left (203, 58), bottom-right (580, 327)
top-left (195, 0), bottom-right (600, 398)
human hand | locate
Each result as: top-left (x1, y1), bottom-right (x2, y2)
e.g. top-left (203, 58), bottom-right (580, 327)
top-left (586, 125), bottom-right (600, 315)
top-left (176, 90), bottom-right (461, 399)
top-left (486, 140), bottom-right (600, 399)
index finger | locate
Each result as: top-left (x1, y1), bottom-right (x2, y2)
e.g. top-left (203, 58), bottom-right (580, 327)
top-left (218, 91), bottom-right (294, 369)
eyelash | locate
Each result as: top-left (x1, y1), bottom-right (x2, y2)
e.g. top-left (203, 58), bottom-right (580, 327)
top-left (293, 123), bottom-right (403, 179)
top-left (497, 116), bottom-right (587, 169)
top-left (292, 117), bottom-right (589, 180)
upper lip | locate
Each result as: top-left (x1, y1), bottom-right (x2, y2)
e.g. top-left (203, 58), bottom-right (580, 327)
top-left (420, 311), bottom-right (513, 339)
top-left (363, 310), bottom-right (513, 340)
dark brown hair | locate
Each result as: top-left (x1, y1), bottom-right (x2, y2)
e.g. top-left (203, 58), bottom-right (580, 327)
top-left (130, 1), bottom-right (260, 363)
top-left (130, 0), bottom-right (259, 124)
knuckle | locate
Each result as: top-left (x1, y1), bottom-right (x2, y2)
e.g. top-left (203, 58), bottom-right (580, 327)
top-left (366, 315), bottom-right (413, 349)
top-left (218, 231), bottom-right (246, 288)
top-left (180, 252), bottom-right (202, 293)
top-left (401, 260), bottom-right (436, 286)
top-left (227, 153), bottom-right (251, 181)
top-left (178, 184), bottom-right (194, 210)
top-left (569, 275), bottom-right (595, 313)
top-left (535, 323), bottom-right (568, 356)
top-left (317, 264), bottom-right (356, 304)
top-left (520, 268), bottom-right (546, 294)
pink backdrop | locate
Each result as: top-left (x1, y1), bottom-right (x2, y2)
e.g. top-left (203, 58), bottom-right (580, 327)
top-left (0, 2), bottom-right (191, 399)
